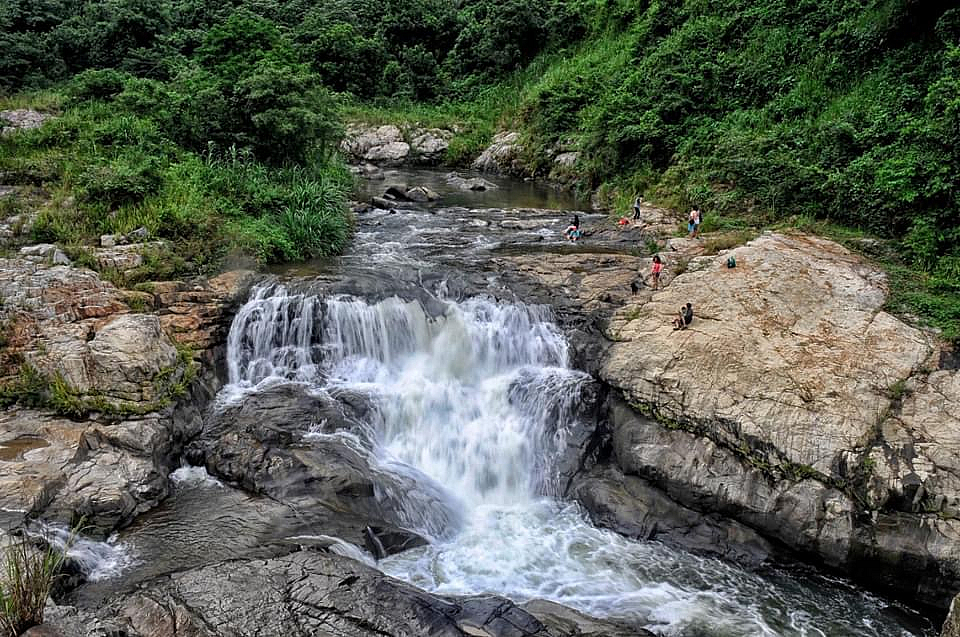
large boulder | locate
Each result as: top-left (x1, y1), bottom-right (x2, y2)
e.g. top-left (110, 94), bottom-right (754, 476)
top-left (190, 382), bottom-right (460, 548)
top-left (50, 313), bottom-right (179, 405)
top-left (341, 124), bottom-right (453, 166)
top-left (0, 408), bottom-right (185, 533)
top-left (473, 131), bottom-right (523, 174)
top-left (494, 231), bottom-right (960, 608)
top-left (603, 232), bottom-right (935, 477)
top-left (0, 259), bottom-right (250, 533)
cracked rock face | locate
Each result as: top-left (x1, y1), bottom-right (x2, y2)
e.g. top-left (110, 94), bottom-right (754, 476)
top-left (0, 258), bottom-right (253, 532)
top-left (602, 232), bottom-right (935, 477)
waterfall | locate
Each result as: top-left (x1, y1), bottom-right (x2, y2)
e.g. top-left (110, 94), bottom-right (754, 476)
top-left (226, 283), bottom-right (322, 387)
top-left (226, 284), bottom-right (590, 508)
top-left (218, 284), bottom-right (931, 637)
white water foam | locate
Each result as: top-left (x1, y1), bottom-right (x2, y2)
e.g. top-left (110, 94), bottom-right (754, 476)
top-left (223, 285), bottom-right (931, 637)
top-left (170, 465), bottom-right (225, 489)
top-left (31, 523), bottom-right (136, 582)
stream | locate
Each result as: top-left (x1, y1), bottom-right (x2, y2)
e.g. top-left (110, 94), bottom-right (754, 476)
top-left (70, 169), bottom-right (937, 636)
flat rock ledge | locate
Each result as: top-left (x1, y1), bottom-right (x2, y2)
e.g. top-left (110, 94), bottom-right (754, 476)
top-left (38, 549), bottom-right (649, 637)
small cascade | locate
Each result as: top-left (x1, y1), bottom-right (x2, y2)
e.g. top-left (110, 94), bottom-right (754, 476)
top-left (226, 283), bottom-right (322, 387)
top-left (30, 523), bottom-right (136, 582)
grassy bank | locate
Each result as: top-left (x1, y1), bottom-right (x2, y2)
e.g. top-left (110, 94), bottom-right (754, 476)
top-left (1, 82), bottom-right (352, 284)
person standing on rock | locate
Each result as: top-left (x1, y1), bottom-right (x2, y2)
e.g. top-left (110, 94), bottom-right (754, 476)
top-left (633, 196), bottom-right (642, 221)
top-left (650, 255), bottom-right (663, 290)
top-left (690, 207), bottom-right (703, 238)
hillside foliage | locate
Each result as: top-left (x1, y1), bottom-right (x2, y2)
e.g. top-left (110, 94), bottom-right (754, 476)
top-left (1, 0), bottom-right (958, 330)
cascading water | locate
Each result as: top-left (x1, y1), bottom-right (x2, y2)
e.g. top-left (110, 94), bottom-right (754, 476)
top-left (222, 284), bottom-right (931, 637)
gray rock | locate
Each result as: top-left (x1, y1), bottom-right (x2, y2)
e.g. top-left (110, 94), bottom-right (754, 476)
top-left (571, 464), bottom-right (774, 566)
top-left (126, 226), bottom-right (149, 242)
top-left (473, 131), bottom-right (523, 173)
top-left (20, 243), bottom-right (56, 258)
top-left (51, 249), bottom-right (71, 266)
top-left (192, 382), bottom-right (461, 543)
top-left (406, 185), bottom-right (440, 202)
top-left (943, 593), bottom-right (960, 637)
top-left (446, 172), bottom-right (499, 192)
top-left (521, 599), bottom-right (647, 637)
top-left (342, 123), bottom-right (453, 166)
top-left (366, 141), bottom-right (410, 163)
top-left (96, 549), bottom-right (586, 637)
top-left (1, 109), bottom-right (52, 136)
top-left (553, 152), bottom-right (579, 168)
top-left (99, 234), bottom-right (117, 248)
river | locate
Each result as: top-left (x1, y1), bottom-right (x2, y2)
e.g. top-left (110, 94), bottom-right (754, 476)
top-left (69, 169), bottom-right (937, 636)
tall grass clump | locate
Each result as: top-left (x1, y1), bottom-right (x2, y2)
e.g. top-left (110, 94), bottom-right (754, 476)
top-left (0, 538), bottom-right (68, 636)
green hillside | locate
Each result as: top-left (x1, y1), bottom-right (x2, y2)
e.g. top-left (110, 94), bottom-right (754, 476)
top-left (2, 0), bottom-right (958, 335)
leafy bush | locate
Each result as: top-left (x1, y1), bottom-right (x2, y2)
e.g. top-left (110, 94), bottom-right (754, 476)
top-left (66, 69), bottom-right (132, 104)
top-left (78, 155), bottom-right (163, 209)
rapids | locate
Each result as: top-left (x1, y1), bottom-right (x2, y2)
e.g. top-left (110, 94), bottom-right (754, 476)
top-left (214, 281), bottom-right (934, 636)
top-left (88, 171), bottom-right (934, 636)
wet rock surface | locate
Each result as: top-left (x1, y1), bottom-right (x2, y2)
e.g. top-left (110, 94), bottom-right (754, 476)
top-left (59, 548), bottom-right (654, 637)
top-left (189, 382), bottom-right (452, 548)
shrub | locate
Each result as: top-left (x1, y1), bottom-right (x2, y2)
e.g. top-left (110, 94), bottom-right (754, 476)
top-left (0, 537), bottom-right (68, 637)
top-left (66, 69), bottom-right (132, 104)
top-left (78, 155), bottom-right (163, 209)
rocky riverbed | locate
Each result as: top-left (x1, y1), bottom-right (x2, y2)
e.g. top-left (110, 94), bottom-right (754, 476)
top-left (1, 157), bottom-right (957, 636)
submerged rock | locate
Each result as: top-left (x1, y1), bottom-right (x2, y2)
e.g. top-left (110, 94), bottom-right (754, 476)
top-left (446, 172), bottom-right (499, 191)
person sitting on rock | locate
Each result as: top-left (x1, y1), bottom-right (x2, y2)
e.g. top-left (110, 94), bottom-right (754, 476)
top-left (672, 303), bottom-right (693, 330)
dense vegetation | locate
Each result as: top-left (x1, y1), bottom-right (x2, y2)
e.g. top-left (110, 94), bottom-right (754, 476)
top-left (1, 0), bottom-right (958, 335)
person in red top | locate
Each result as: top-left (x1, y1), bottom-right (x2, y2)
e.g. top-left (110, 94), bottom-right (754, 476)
top-left (650, 255), bottom-right (663, 290)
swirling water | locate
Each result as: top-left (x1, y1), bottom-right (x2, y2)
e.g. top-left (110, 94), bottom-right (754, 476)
top-left (222, 284), bottom-right (933, 636)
